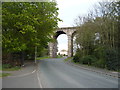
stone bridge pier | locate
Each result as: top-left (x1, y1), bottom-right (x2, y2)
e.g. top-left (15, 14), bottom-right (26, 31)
top-left (67, 34), bottom-right (73, 57)
top-left (49, 27), bottom-right (77, 57)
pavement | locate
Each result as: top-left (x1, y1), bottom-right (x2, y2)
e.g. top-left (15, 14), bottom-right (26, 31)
top-left (2, 61), bottom-right (36, 77)
top-left (2, 61), bottom-right (40, 88)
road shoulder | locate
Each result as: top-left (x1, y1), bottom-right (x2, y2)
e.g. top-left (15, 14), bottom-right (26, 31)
top-left (65, 58), bottom-right (119, 78)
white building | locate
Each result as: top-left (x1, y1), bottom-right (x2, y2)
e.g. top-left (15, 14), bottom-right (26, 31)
top-left (58, 49), bottom-right (67, 56)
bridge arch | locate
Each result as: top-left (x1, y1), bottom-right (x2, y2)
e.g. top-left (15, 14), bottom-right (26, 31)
top-left (54, 31), bottom-right (66, 39)
top-left (49, 27), bottom-right (77, 57)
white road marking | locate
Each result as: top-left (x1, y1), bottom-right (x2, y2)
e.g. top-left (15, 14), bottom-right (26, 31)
top-left (37, 70), bottom-right (43, 88)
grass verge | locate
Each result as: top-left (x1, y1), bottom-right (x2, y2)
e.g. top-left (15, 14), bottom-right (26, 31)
top-left (36, 56), bottom-right (51, 60)
top-left (0, 73), bottom-right (11, 77)
top-left (64, 57), bottom-right (73, 62)
top-left (37, 56), bottom-right (66, 61)
top-left (0, 64), bottom-right (21, 71)
top-left (56, 56), bottom-right (63, 58)
top-left (3, 66), bottom-right (20, 71)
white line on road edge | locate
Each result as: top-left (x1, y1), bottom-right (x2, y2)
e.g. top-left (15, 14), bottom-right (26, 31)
top-left (37, 70), bottom-right (43, 88)
top-left (7, 69), bottom-right (36, 78)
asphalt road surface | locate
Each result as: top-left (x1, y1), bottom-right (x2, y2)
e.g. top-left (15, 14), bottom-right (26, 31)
top-left (2, 58), bottom-right (118, 88)
top-left (38, 58), bottom-right (118, 88)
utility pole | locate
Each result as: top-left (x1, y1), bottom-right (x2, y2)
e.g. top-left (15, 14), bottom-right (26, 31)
top-left (35, 46), bottom-right (37, 64)
top-left (21, 51), bottom-right (25, 66)
top-left (35, 29), bottom-right (37, 64)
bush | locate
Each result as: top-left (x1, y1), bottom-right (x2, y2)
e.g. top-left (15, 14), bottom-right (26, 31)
top-left (73, 52), bottom-right (81, 63)
top-left (93, 59), bottom-right (106, 68)
top-left (105, 49), bottom-right (119, 71)
top-left (2, 64), bottom-right (12, 68)
top-left (81, 55), bottom-right (97, 65)
top-left (73, 49), bottom-right (83, 63)
top-left (94, 46), bottom-right (106, 59)
top-left (73, 46), bottom-right (119, 71)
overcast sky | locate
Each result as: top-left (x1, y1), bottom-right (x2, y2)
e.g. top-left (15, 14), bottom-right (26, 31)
top-left (56, 0), bottom-right (101, 53)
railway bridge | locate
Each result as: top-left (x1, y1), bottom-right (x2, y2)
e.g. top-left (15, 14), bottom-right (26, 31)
top-left (49, 27), bottom-right (77, 57)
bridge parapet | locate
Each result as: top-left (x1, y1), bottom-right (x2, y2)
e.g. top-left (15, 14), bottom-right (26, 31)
top-left (56, 27), bottom-right (77, 36)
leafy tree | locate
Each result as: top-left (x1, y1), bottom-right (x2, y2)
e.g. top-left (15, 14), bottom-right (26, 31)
top-left (2, 2), bottom-right (61, 65)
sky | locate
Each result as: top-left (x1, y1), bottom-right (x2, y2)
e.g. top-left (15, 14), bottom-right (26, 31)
top-left (56, 0), bottom-right (101, 53)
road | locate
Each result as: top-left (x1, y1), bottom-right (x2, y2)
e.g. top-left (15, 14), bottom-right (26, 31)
top-left (2, 58), bottom-right (118, 88)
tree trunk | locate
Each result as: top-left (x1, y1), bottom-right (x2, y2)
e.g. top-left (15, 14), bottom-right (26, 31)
top-left (8, 53), bottom-right (13, 66)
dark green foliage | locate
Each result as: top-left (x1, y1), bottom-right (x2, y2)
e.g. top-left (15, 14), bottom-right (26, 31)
top-left (2, 64), bottom-right (12, 68)
top-left (105, 49), bottom-right (119, 71)
top-left (92, 59), bottom-right (106, 68)
top-left (73, 52), bottom-right (97, 65)
top-left (81, 55), bottom-right (97, 65)
top-left (73, 53), bottom-right (80, 63)
top-left (37, 48), bottom-right (49, 57)
top-left (25, 50), bottom-right (35, 60)
top-left (73, 49), bottom-right (82, 63)
top-left (93, 46), bottom-right (106, 59)
top-left (73, 48), bottom-right (119, 70)
top-left (2, 64), bottom-right (20, 71)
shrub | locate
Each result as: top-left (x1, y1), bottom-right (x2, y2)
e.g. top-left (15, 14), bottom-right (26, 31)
top-left (2, 64), bottom-right (12, 68)
top-left (73, 52), bottom-right (81, 63)
top-left (93, 59), bottom-right (106, 68)
top-left (81, 55), bottom-right (97, 65)
top-left (73, 49), bottom-right (83, 63)
top-left (94, 46), bottom-right (106, 59)
top-left (105, 49), bottom-right (119, 71)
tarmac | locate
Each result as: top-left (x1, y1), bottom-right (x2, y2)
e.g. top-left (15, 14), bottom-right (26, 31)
top-left (1, 58), bottom-right (119, 78)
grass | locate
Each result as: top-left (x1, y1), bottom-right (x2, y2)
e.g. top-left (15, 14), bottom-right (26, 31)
top-left (64, 57), bottom-right (73, 62)
top-left (71, 60), bottom-right (80, 64)
top-left (3, 66), bottom-right (20, 71)
top-left (0, 64), bottom-right (21, 71)
top-left (36, 55), bottom-right (65, 60)
top-left (36, 56), bottom-right (51, 60)
top-left (56, 55), bottom-right (64, 58)
top-left (0, 73), bottom-right (11, 77)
